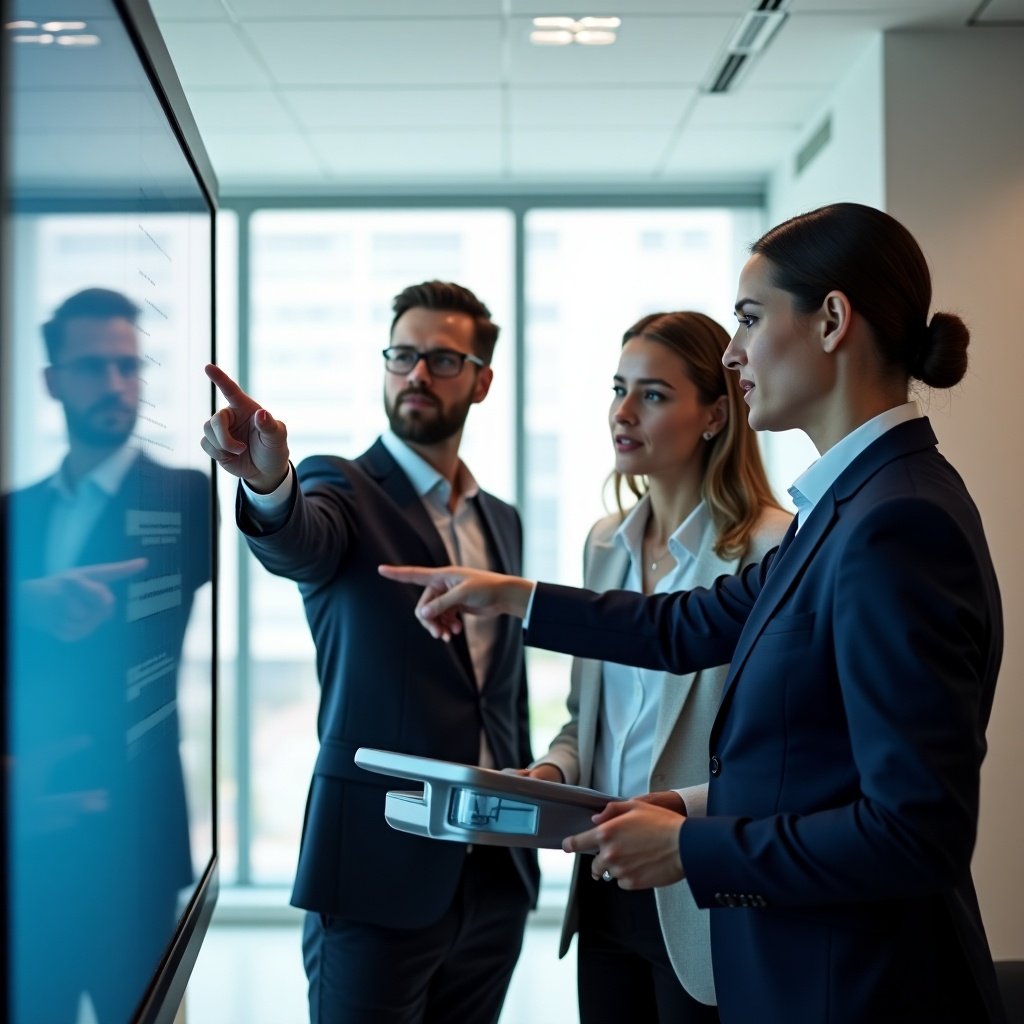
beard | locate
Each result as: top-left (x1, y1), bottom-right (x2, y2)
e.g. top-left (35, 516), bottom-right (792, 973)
top-left (385, 384), bottom-right (473, 445)
top-left (64, 396), bottom-right (137, 448)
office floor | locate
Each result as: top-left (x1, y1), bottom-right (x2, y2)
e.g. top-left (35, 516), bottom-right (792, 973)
top-left (185, 912), bottom-right (578, 1024)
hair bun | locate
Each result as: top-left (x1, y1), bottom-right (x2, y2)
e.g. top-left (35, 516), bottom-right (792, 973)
top-left (913, 311), bottom-right (969, 388)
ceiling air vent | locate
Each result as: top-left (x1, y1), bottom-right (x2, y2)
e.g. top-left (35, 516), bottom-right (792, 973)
top-left (703, 3), bottom-right (788, 94)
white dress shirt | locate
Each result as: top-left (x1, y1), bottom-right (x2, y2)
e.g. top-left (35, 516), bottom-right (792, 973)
top-left (788, 402), bottom-right (921, 529)
top-left (591, 496), bottom-right (712, 799)
top-left (45, 445), bottom-right (140, 574)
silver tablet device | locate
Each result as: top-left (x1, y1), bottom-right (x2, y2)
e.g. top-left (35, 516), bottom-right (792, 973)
top-left (354, 747), bottom-right (619, 849)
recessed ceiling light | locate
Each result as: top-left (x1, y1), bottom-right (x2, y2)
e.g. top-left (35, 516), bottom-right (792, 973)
top-left (530, 14), bottom-right (621, 46)
top-left (533, 16), bottom-right (577, 30)
top-left (42, 21), bottom-right (88, 31)
top-left (530, 29), bottom-right (574, 45)
top-left (56, 33), bottom-right (100, 46)
top-left (575, 29), bottom-right (616, 45)
top-left (6, 20), bottom-right (40, 30)
top-left (12, 33), bottom-right (55, 44)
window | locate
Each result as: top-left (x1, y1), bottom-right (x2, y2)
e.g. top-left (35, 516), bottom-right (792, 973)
top-left (219, 201), bottom-right (780, 897)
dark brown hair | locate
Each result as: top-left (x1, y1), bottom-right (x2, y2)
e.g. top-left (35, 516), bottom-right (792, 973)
top-left (613, 311), bottom-right (783, 560)
top-left (390, 280), bottom-right (499, 363)
top-left (42, 288), bottom-right (140, 364)
top-left (752, 203), bottom-right (968, 388)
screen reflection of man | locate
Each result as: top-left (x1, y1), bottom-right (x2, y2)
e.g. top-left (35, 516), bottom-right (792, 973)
top-left (6, 288), bottom-right (211, 1024)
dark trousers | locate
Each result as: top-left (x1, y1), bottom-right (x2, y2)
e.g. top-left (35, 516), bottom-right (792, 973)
top-left (302, 845), bottom-right (530, 1024)
top-left (577, 857), bottom-right (720, 1024)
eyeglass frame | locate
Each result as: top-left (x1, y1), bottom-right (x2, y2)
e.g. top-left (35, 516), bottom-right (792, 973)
top-left (381, 346), bottom-right (486, 379)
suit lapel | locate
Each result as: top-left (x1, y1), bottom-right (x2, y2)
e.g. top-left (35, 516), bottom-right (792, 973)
top-left (652, 542), bottom-right (736, 763)
top-left (474, 493), bottom-right (514, 575)
top-left (576, 532), bottom-right (629, 782)
top-left (710, 417), bottom-right (940, 742)
top-left (359, 439), bottom-right (451, 568)
top-left (359, 439), bottom-right (477, 687)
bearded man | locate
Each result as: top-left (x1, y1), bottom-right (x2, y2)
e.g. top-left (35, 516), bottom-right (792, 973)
top-left (202, 280), bottom-right (537, 1024)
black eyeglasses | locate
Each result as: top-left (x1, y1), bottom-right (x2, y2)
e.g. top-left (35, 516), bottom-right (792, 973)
top-left (382, 346), bottom-right (485, 378)
top-left (51, 355), bottom-right (144, 379)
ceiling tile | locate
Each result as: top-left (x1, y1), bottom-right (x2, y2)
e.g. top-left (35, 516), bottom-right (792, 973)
top-left (241, 19), bottom-right (504, 87)
top-left (790, 0), bottom-right (977, 27)
top-left (202, 130), bottom-right (325, 179)
top-left (687, 88), bottom-right (825, 129)
top-left (508, 86), bottom-right (698, 128)
top-left (283, 87), bottom-right (503, 130)
top-left (508, 127), bottom-right (674, 176)
top-left (509, 1), bottom-right (752, 13)
top-left (149, 0), bottom-right (232, 20)
top-left (158, 21), bottom-right (276, 87)
top-left (186, 90), bottom-right (297, 130)
top-left (229, 0), bottom-right (504, 16)
top-left (314, 128), bottom-right (503, 178)
top-left (661, 126), bottom-right (795, 175)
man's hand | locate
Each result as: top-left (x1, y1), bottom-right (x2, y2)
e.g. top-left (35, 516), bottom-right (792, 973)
top-left (20, 558), bottom-right (149, 641)
top-left (377, 564), bottom-right (533, 641)
top-left (201, 364), bottom-right (290, 492)
top-left (564, 799), bottom-right (686, 890)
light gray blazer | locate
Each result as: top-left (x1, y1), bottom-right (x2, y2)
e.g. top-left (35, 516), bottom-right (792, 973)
top-left (536, 501), bottom-right (791, 1005)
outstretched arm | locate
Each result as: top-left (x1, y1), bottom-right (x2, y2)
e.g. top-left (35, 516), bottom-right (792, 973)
top-left (377, 564), bottom-right (534, 641)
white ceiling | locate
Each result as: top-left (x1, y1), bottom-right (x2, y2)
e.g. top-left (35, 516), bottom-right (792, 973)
top-left (143, 0), bottom-right (1021, 196)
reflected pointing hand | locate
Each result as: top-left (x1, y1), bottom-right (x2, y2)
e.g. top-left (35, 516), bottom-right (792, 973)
top-left (20, 557), bottom-right (149, 642)
top-left (201, 364), bottom-right (290, 492)
top-left (377, 564), bottom-right (534, 642)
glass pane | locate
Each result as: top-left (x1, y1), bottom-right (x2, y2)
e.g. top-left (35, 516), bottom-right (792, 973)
top-left (4, 4), bottom-right (216, 1016)
top-left (246, 208), bottom-right (515, 882)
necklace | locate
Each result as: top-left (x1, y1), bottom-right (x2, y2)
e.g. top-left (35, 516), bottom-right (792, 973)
top-left (646, 541), bottom-right (671, 573)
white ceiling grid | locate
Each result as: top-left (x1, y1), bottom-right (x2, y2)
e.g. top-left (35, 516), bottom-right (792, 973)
top-left (143, 0), bottom-right (990, 194)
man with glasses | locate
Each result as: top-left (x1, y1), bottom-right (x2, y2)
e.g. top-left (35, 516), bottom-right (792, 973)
top-left (6, 287), bottom-right (209, 1022)
top-left (203, 280), bottom-right (538, 1024)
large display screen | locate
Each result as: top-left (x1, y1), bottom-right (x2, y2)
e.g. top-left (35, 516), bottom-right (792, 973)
top-left (2, 2), bottom-right (218, 1021)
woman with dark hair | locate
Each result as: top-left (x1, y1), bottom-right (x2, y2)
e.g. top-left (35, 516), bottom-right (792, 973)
top-left (381, 202), bottom-right (1006, 1023)
top-left (523, 311), bottom-right (788, 1022)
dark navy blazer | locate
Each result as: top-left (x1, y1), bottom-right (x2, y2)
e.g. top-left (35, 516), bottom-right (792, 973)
top-left (239, 439), bottom-right (539, 927)
top-left (527, 418), bottom-right (1005, 1023)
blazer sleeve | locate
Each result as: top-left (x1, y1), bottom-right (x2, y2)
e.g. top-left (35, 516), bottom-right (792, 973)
top-left (237, 457), bottom-right (357, 586)
top-left (682, 495), bottom-right (998, 907)
top-left (525, 553), bottom-right (770, 675)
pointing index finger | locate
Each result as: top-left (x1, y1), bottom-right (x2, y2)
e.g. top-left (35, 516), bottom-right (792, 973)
top-left (377, 565), bottom-right (438, 585)
top-left (206, 363), bottom-right (256, 411)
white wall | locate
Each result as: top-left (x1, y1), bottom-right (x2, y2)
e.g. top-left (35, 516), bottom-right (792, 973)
top-left (760, 36), bottom-right (888, 491)
top-left (763, 25), bottom-right (1024, 958)
top-left (883, 28), bottom-right (1024, 958)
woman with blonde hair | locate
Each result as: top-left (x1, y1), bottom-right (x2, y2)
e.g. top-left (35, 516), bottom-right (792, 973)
top-left (524, 310), bottom-right (790, 1022)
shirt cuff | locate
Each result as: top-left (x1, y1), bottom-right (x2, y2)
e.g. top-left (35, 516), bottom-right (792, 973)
top-left (241, 465), bottom-right (294, 526)
top-left (522, 581), bottom-right (539, 629)
top-left (676, 783), bottom-right (708, 817)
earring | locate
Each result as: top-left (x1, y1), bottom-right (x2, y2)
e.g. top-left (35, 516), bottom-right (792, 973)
top-left (702, 431), bottom-right (714, 441)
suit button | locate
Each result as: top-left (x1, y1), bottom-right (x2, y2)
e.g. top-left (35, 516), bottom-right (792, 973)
top-left (709, 755), bottom-right (721, 776)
